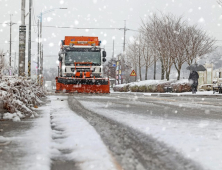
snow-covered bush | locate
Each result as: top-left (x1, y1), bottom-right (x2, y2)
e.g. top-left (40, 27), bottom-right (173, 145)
top-left (113, 79), bottom-right (191, 93)
top-left (0, 76), bottom-right (46, 120)
top-left (171, 81), bottom-right (191, 93)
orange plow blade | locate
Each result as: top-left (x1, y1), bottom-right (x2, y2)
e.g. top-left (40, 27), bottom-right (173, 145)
top-left (55, 77), bottom-right (110, 93)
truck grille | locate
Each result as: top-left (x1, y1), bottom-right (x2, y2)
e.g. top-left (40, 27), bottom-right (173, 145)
top-left (71, 68), bottom-right (91, 72)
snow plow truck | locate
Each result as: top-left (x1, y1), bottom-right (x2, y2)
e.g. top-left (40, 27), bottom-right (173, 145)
top-left (55, 36), bottom-right (110, 93)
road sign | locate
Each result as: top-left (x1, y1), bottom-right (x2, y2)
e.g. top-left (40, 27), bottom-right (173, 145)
top-left (130, 70), bottom-right (136, 76)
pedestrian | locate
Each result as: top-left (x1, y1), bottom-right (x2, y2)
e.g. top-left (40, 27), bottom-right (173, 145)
top-left (188, 70), bottom-right (199, 94)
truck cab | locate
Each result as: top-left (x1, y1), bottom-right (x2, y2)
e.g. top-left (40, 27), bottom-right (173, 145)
top-left (58, 36), bottom-right (106, 78)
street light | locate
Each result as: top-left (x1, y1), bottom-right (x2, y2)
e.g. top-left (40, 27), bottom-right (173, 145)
top-left (36, 8), bottom-right (67, 86)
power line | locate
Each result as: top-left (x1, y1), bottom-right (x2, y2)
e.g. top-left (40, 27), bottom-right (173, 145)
top-left (1, 23), bottom-right (139, 32)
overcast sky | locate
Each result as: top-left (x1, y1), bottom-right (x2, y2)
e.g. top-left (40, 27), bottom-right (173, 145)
top-left (1, 0), bottom-right (222, 70)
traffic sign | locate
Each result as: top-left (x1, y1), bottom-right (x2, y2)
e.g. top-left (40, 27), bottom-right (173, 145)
top-left (130, 70), bottom-right (136, 76)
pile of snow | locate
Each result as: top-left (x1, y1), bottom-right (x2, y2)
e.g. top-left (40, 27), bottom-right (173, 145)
top-left (171, 79), bottom-right (189, 85)
top-left (0, 76), bottom-right (45, 121)
top-left (0, 136), bottom-right (10, 143)
top-left (115, 79), bottom-right (175, 88)
top-left (3, 112), bottom-right (25, 122)
top-left (113, 79), bottom-right (191, 93)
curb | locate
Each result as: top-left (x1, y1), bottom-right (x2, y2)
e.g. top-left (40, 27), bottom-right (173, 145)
top-left (150, 93), bottom-right (222, 98)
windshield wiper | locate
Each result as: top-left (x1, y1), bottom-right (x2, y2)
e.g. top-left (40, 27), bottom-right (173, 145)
top-left (92, 62), bottom-right (101, 66)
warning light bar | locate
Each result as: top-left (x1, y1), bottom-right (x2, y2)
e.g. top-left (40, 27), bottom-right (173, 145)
top-left (70, 41), bottom-right (96, 45)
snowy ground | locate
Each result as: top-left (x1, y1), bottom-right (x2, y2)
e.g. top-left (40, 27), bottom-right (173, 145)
top-left (1, 92), bottom-right (222, 170)
top-left (77, 95), bottom-right (222, 170)
top-left (1, 96), bottom-right (117, 170)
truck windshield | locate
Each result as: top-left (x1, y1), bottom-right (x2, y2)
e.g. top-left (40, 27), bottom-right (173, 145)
top-left (65, 51), bottom-right (101, 65)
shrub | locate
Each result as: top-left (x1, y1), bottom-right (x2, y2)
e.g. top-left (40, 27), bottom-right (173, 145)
top-left (171, 83), bottom-right (191, 93)
top-left (156, 84), bottom-right (165, 93)
top-left (113, 85), bottom-right (130, 92)
top-left (130, 85), bottom-right (139, 92)
top-left (122, 85), bottom-right (130, 92)
top-left (138, 85), bottom-right (147, 92)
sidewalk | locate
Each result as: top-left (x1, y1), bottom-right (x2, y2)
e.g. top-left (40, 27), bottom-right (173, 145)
top-left (0, 100), bottom-right (48, 170)
top-left (0, 112), bottom-right (34, 170)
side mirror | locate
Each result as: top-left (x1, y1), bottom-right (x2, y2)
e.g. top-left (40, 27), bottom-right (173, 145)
top-left (102, 51), bottom-right (106, 57)
top-left (58, 56), bottom-right (62, 61)
top-left (58, 53), bottom-right (63, 61)
top-left (103, 58), bottom-right (106, 62)
top-left (58, 51), bottom-right (65, 61)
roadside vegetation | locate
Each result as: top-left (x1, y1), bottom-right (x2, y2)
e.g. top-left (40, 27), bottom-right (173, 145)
top-left (104, 13), bottom-right (216, 82)
top-left (0, 76), bottom-right (45, 121)
top-left (113, 79), bottom-right (191, 93)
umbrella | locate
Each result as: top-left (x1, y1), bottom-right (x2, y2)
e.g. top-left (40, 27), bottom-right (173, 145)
top-left (186, 63), bottom-right (206, 71)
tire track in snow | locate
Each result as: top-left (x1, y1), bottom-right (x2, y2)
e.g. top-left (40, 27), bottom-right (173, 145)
top-left (49, 97), bottom-right (79, 170)
top-left (68, 96), bottom-right (203, 170)
top-left (49, 96), bottom-right (118, 170)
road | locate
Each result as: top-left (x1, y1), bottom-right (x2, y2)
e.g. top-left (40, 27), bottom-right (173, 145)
top-left (1, 93), bottom-right (222, 170)
top-left (68, 93), bottom-right (222, 170)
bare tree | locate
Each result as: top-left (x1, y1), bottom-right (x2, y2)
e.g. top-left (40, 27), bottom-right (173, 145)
top-left (126, 34), bottom-right (145, 81)
top-left (185, 26), bottom-right (216, 66)
top-left (141, 13), bottom-right (184, 80)
top-left (141, 13), bottom-right (216, 80)
top-left (218, 0), bottom-right (222, 6)
top-left (140, 14), bottom-right (163, 79)
top-left (140, 36), bottom-right (156, 80)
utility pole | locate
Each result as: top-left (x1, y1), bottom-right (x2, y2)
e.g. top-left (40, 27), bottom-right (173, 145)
top-left (40, 13), bottom-right (43, 86)
top-left (112, 39), bottom-right (114, 58)
top-left (122, 20), bottom-right (128, 84)
top-left (123, 20), bottom-right (126, 53)
top-left (28, 0), bottom-right (32, 77)
top-left (14, 52), bottom-right (16, 71)
top-left (36, 8), bottom-right (67, 85)
top-left (117, 54), bottom-right (120, 84)
top-left (41, 44), bottom-right (43, 86)
top-left (6, 14), bottom-right (16, 67)
top-left (37, 20), bottom-right (39, 84)
top-left (119, 20), bottom-right (129, 54)
top-left (19, 0), bottom-right (26, 76)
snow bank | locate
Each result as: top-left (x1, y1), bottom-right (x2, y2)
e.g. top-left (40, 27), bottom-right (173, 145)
top-left (113, 79), bottom-right (191, 93)
top-left (0, 136), bottom-right (10, 143)
top-left (171, 79), bottom-right (189, 85)
top-left (115, 79), bottom-right (173, 88)
top-left (3, 112), bottom-right (23, 122)
top-left (0, 76), bottom-right (45, 120)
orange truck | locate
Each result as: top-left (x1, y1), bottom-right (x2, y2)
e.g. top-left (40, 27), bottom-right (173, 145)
top-left (55, 36), bottom-right (110, 93)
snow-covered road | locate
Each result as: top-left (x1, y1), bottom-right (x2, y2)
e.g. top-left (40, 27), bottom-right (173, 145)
top-left (2, 93), bottom-right (222, 170)
top-left (72, 93), bottom-right (222, 170)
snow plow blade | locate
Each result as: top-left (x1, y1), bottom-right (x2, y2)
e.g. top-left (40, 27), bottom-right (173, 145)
top-left (55, 77), bottom-right (110, 93)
